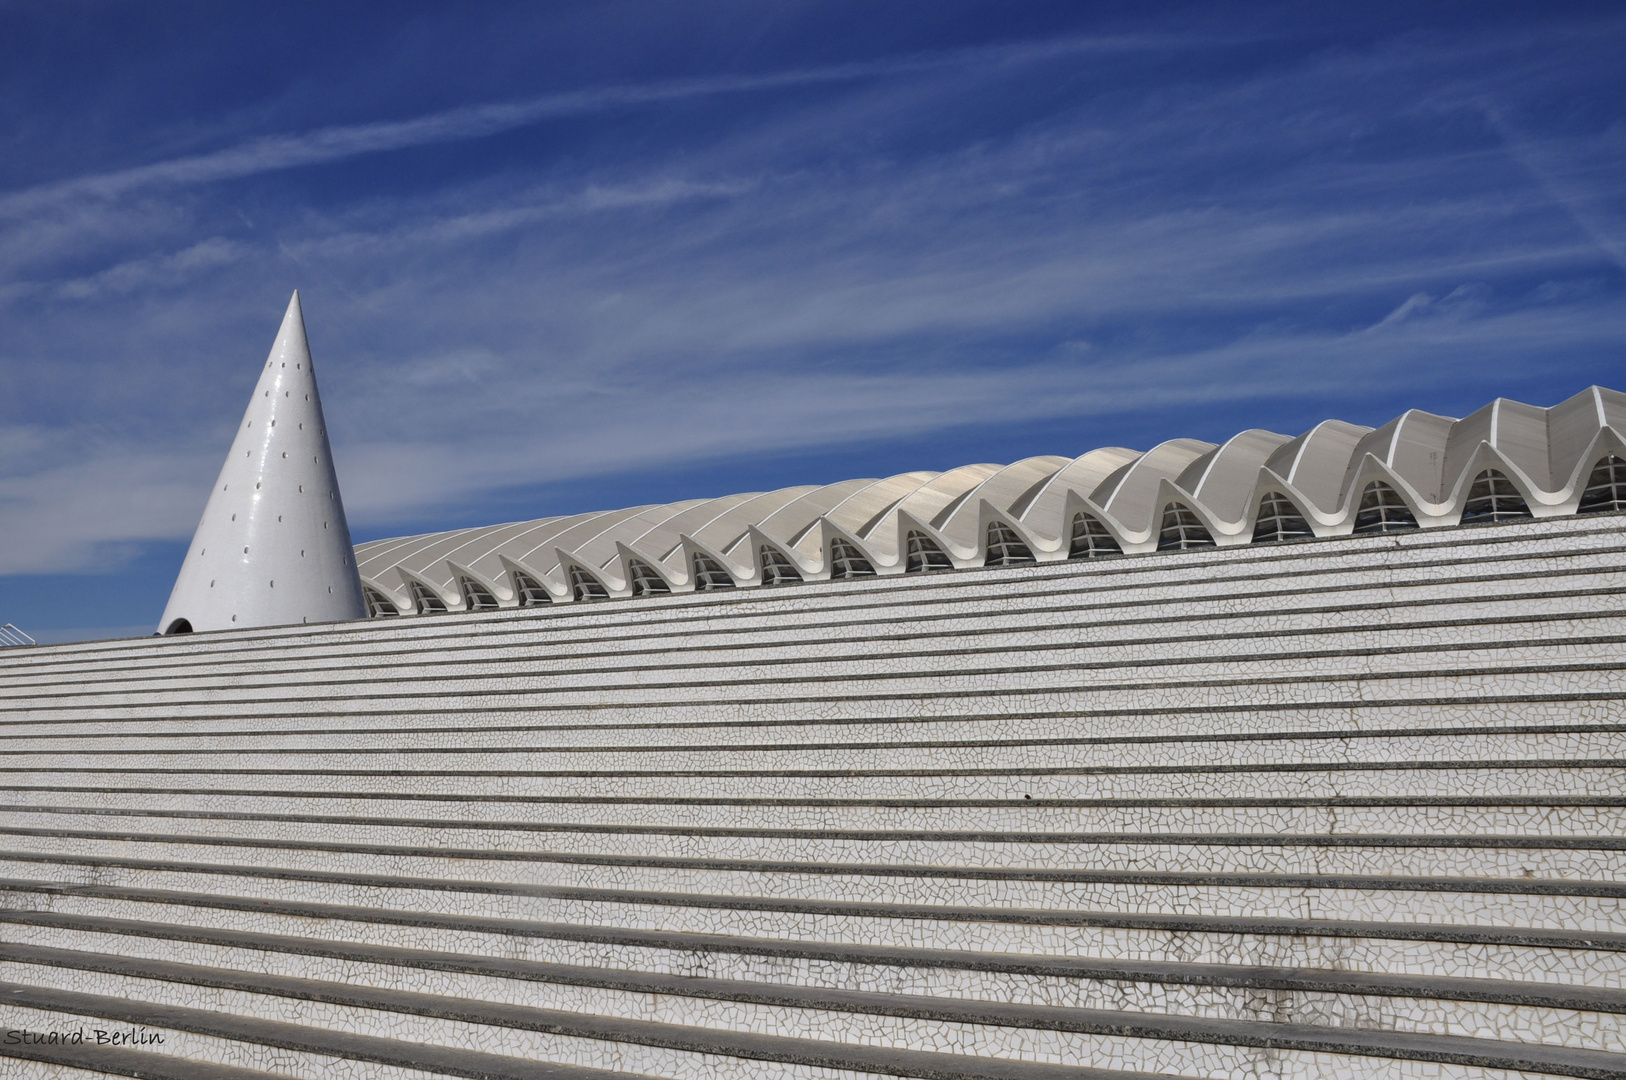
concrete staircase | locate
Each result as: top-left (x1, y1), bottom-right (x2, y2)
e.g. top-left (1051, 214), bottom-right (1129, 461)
top-left (0, 514), bottom-right (1622, 1079)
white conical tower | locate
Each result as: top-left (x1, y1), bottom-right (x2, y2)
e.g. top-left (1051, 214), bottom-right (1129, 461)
top-left (158, 292), bottom-right (367, 634)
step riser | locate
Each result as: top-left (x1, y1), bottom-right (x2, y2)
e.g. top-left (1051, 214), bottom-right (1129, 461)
top-left (7, 520), bottom-right (1613, 664)
top-left (7, 605), bottom-right (1624, 696)
top-left (2, 766), bottom-right (1617, 801)
top-left (12, 535), bottom-right (1619, 668)
top-left (8, 898), bottom-right (1625, 992)
top-left (5, 697), bottom-right (1616, 744)
top-left (2, 1060), bottom-right (148, 1080)
top-left (0, 1002), bottom-right (459, 1080)
top-left (8, 617), bottom-right (1624, 700)
top-left (8, 576), bottom-right (1617, 684)
top-left (6, 730), bottom-right (1624, 778)
top-left (24, 527), bottom-right (1626, 647)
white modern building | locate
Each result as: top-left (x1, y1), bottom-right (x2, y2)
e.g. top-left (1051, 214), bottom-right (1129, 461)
top-left (354, 385), bottom-right (1626, 617)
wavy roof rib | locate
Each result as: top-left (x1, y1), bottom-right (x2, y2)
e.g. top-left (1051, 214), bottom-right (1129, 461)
top-left (354, 385), bottom-right (1626, 612)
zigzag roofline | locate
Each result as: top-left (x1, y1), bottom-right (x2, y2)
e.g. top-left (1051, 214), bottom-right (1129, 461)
top-left (354, 385), bottom-right (1626, 613)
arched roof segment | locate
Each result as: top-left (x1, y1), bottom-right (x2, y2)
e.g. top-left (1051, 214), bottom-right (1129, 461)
top-left (872, 464), bottom-right (1004, 558)
top-left (1018, 447), bottom-right (1142, 538)
top-left (1550, 386), bottom-right (1626, 488)
top-left (1265, 420), bottom-right (1373, 514)
top-left (1093, 438), bottom-right (1216, 532)
top-left (939, 456), bottom-right (1071, 545)
top-left (352, 386), bottom-right (1626, 604)
top-left (1346, 410), bottom-right (1456, 505)
top-left (755, 478), bottom-right (883, 553)
top-left (608, 492), bottom-right (766, 575)
top-left (823, 472), bottom-right (942, 543)
top-left (696, 486), bottom-right (823, 559)
top-left (1176, 430), bottom-right (1292, 526)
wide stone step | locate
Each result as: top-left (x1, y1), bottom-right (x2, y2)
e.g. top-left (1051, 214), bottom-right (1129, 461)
top-left (0, 1035), bottom-right (290, 1080)
top-left (3, 572), bottom-right (1620, 696)
top-left (13, 913), bottom-right (1626, 1058)
top-left (3, 942), bottom-right (1622, 1079)
top-left (0, 983), bottom-right (650, 1080)
top-left (2, 846), bottom-right (1622, 929)
top-left (5, 629), bottom-right (1622, 711)
top-left (5, 568), bottom-right (1622, 696)
top-left (2, 815), bottom-right (1624, 878)
top-left (4, 793), bottom-right (1621, 838)
top-left (5, 695), bottom-right (1615, 748)
top-left (2, 525), bottom-right (1618, 685)
top-left (6, 598), bottom-right (1619, 715)
top-left (8, 876), bottom-right (1624, 990)
top-left (5, 664), bottom-right (1619, 728)
top-left (1, 725), bottom-right (1620, 778)
top-left (4, 760), bottom-right (1619, 802)
top-left (8, 878), bottom-right (1624, 990)
top-left (7, 607), bottom-right (1623, 703)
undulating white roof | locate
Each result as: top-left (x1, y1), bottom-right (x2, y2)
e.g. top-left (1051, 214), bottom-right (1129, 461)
top-left (354, 386), bottom-right (1626, 613)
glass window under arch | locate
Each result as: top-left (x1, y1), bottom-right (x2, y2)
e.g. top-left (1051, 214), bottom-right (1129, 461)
top-left (1068, 513), bottom-right (1122, 559)
top-left (1579, 455), bottom-right (1626, 515)
top-left (691, 552), bottom-right (735, 591)
top-left (1251, 492), bottom-right (1314, 543)
top-left (628, 560), bottom-right (671, 597)
top-left (1157, 503), bottom-right (1215, 551)
top-left (829, 537), bottom-right (875, 579)
top-left (905, 531), bottom-right (953, 572)
top-left (759, 545), bottom-right (804, 586)
top-left (460, 577), bottom-right (499, 611)
top-left (1460, 469), bottom-right (1532, 523)
top-left (408, 580), bottom-right (448, 614)
top-left (513, 572), bottom-right (552, 606)
top-left (1353, 481), bottom-right (1419, 534)
top-left (985, 521), bottom-right (1035, 566)
top-left (569, 565), bottom-right (610, 602)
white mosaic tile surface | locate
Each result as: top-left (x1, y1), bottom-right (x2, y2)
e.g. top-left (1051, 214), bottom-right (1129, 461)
top-left (0, 516), bottom-right (1623, 1078)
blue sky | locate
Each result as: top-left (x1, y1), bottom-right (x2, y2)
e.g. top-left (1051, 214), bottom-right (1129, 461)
top-left (1, 2), bottom-right (1623, 642)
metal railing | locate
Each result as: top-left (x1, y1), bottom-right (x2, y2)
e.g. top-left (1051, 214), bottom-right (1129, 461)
top-left (0, 624), bottom-right (35, 647)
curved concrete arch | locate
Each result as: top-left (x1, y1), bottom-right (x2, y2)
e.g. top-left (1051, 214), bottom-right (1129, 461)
top-left (1175, 430), bottom-right (1293, 528)
top-left (870, 465), bottom-right (1003, 560)
top-left (1093, 438), bottom-right (1217, 536)
top-left (693, 486), bottom-right (823, 566)
top-left (520, 504), bottom-right (692, 582)
top-left (1264, 419), bottom-right (1373, 516)
top-left (821, 472), bottom-right (942, 548)
top-left (1018, 447), bottom-right (1142, 540)
top-left (588, 492), bottom-right (764, 581)
top-left (937, 456), bottom-right (1070, 549)
top-left (754, 478), bottom-right (882, 555)
top-left (1344, 409), bottom-right (1456, 510)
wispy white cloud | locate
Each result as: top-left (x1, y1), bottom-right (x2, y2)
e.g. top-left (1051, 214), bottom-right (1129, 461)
top-left (1486, 111), bottom-right (1626, 273)
top-left (0, 33), bottom-right (1175, 220)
